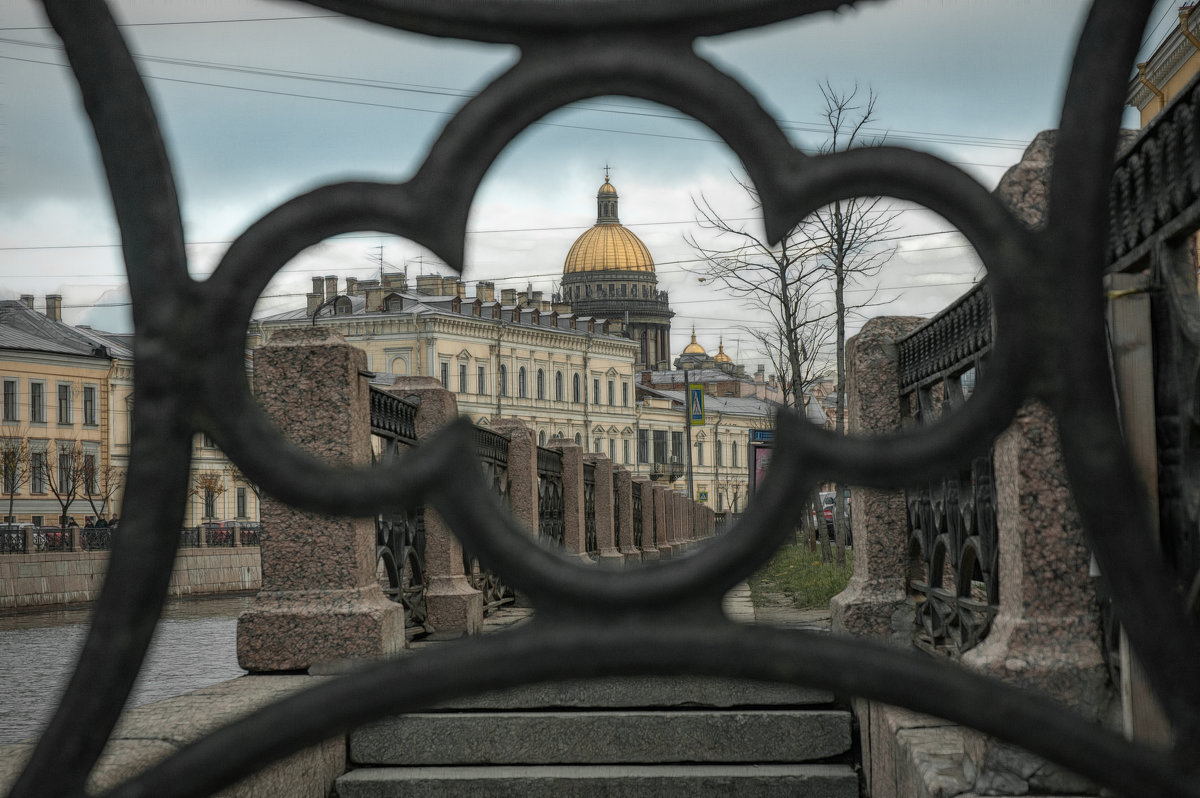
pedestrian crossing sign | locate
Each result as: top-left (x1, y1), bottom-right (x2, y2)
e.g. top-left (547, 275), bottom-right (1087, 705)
top-left (688, 384), bottom-right (704, 426)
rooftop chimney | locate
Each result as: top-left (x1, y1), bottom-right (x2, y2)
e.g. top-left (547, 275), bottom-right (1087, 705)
top-left (346, 276), bottom-right (359, 295)
top-left (475, 281), bottom-right (495, 302)
top-left (312, 277), bottom-right (324, 301)
top-left (306, 293), bottom-right (323, 316)
top-left (416, 274), bottom-right (442, 295)
top-left (19, 295), bottom-right (34, 309)
top-left (324, 275), bottom-right (338, 300)
top-left (46, 295), bottom-right (62, 322)
top-left (501, 288), bottom-right (517, 305)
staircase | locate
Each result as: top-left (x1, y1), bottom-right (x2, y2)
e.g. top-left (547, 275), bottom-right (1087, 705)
top-left (336, 675), bottom-right (858, 797)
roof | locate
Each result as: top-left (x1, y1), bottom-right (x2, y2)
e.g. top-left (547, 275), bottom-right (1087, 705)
top-left (563, 223), bottom-right (655, 274)
top-left (638, 385), bottom-right (779, 417)
top-left (0, 301), bottom-right (129, 360)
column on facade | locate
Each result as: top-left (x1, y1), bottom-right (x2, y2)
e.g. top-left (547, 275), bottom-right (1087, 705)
top-left (830, 317), bottom-right (926, 642)
top-left (387, 377), bottom-right (483, 635)
top-left (238, 327), bottom-right (404, 672)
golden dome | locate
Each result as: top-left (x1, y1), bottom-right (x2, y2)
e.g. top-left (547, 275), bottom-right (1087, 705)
top-left (564, 224), bottom-right (655, 274)
top-left (598, 177), bottom-right (617, 195)
top-left (714, 340), bottom-right (732, 363)
top-left (682, 329), bottom-right (706, 355)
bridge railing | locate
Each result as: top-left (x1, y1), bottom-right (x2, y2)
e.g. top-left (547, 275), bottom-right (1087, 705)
top-left (536, 446), bottom-right (565, 548)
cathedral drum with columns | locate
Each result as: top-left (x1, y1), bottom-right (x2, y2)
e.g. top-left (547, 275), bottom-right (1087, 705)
top-left (561, 174), bottom-right (674, 370)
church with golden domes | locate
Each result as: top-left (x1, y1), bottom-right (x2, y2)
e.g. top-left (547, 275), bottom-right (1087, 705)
top-left (560, 173), bottom-right (674, 370)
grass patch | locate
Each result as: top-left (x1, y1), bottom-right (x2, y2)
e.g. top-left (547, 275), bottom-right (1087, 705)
top-left (750, 544), bottom-right (854, 610)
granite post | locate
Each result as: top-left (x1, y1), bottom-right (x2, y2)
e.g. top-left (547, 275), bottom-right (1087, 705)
top-left (387, 377), bottom-right (482, 636)
top-left (238, 327), bottom-right (404, 672)
top-left (652, 484), bottom-right (672, 559)
top-left (489, 418), bottom-right (538, 536)
top-left (957, 400), bottom-right (1111, 785)
top-left (614, 468), bottom-right (639, 561)
top-left (585, 454), bottom-right (623, 565)
top-left (636, 478), bottom-right (659, 561)
top-left (830, 316), bottom-right (926, 642)
top-left (548, 440), bottom-right (589, 561)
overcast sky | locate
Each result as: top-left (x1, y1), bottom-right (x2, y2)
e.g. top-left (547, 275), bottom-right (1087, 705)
top-left (0, 0), bottom-right (1178, 373)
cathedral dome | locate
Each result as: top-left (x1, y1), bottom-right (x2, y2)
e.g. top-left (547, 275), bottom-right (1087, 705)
top-left (681, 329), bottom-right (706, 355)
top-left (563, 175), bottom-right (655, 275)
top-left (714, 341), bottom-right (733, 363)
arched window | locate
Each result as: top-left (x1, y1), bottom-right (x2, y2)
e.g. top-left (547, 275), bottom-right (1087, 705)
top-left (574, 432), bottom-right (582, 445)
top-left (537, 369), bottom-right (546, 400)
top-left (498, 364), bottom-right (508, 396)
top-left (518, 367), bottom-right (528, 398)
top-left (555, 371), bottom-right (564, 402)
top-left (730, 442), bottom-right (738, 467)
top-left (572, 374), bottom-right (581, 403)
top-left (538, 430), bottom-right (547, 446)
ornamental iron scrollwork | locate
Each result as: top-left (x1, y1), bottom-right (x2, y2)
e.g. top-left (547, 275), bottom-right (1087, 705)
top-left (631, 482), bottom-right (644, 549)
top-left (899, 286), bottom-right (998, 657)
top-left (16, 2), bottom-right (1200, 797)
top-left (466, 427), bottom-right (516, 612)
top-left (583, 461), bottom-right (598, 557)
top-left (536, 446), bottom-right (565, 548)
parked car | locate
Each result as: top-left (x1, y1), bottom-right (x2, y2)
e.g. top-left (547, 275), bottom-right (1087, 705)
top-left (200, 520), bottom-right (238, 546)
top-left (819, 490), bottom-right (852, 546)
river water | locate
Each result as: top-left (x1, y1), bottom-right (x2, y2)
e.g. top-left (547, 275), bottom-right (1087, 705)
top-left (0, 595), bottom-right (251, 745)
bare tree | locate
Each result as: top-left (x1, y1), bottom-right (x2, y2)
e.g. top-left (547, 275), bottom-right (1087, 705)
top-left (38, 441), bottom-right (84, 526)
top-left (689, 81), bottom-right (900, 565)
top-left (190, 470), bottom-right (228, 522)
top-left (81, 456), bottom-right (125, 520)
top-left (0, 430), bottom-right (31, 526)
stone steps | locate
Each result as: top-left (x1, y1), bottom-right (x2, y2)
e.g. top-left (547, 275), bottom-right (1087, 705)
top-left (336, 677), bottom-right (858, 798)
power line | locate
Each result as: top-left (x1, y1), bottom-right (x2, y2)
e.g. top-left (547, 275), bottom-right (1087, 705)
top-left (0, 14), bottom-right (341, 31)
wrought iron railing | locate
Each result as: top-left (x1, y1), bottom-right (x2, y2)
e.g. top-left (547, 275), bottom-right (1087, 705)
top-left (583, 461), bottom-right (598, 557)
top-left (467, 427), bottom-right (515, 612)
top-left (631, 483), bottom-right (644, 549)
top-left (16, 3), bottom-right (1200, 798)
top-left (80, 527), bottom-right (113, 551)
top-left (0, 526), bottom-right (25, 554)
top-left (369, 385), bottom-right (418, 445)
top-left (537, 446), bottom-right (565, 547)
top-left (898, 285), bottom-right (998, 657)
top-left (33, 527), bottom-right (73, 553)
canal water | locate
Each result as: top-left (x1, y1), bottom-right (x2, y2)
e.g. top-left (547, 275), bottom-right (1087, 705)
top-left (0, 595), bottom-right (251, 745)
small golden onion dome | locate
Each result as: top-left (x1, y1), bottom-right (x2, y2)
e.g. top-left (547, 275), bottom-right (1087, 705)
top-left (682, 329), bottom-right (706, 355)
top-left (563, 224), bottom-right (655, 273)
top-left (714, 340), bottom-right (732, 363)
top-left (598, 177), bottom-right (617, 195)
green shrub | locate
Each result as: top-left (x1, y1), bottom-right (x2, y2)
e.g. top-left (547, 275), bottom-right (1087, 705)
top-left (750, 544), bottom-right (853, 609)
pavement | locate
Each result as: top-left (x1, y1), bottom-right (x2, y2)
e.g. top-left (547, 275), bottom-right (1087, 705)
top-left (409, 583), bottom-right (831, 649)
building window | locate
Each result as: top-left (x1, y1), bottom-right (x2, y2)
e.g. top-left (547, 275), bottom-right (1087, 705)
top-left (653, 430), bottom-right (667, 464)
top-left (623, 439), bottom-right (630, 464)
top-left (609, 439), bottom-right (616, 461)
top-left (716, 440), bottom-right (723, 467)
top-left (555, 371), bottom-right (564, 402)
top-left (477, 365), bottom-right (486, 395)
top-left (593, 379), bottom-right (600, 405)
top-left (637, 429), bottom-right (648, 463)
top-left (696, 442), bottom-right (704, 466)
top-left (607, 380), bottom-right (615, 406)
top-left (536, 369), bottom-right (545, 400)
top-left (594, 437), bottom-right (601, 454)
top-left (574, 432), bottom-right (582, 445)
top-left (57, 383), bottom-right (72, 424)
top-left (572, 374), bottom-right (581, 403)
top-left (622, 382), bottom-right (629, 406)
top-left (2, 379), bottom-right (17, 422)
top-left (203, 488), bottom-right (217, 519)
top-left (30, 450), bottom-right (45, 493)
top-left (440, 362), bottom-right (449, 389)
top-left (236, 487), bottom-right (248, 518)
top-left (82, 452), bottom-right (97, 494)
top-left (499, 364), bottom-right (508, 396)
top-left (58, 447), bottom-right (74, 492)
top-left (671, 431), bottom-right (683, 462)
top-left (539, 430), bottom-right (547, 446)
top-left (458, 364), bottom-right (467, 393)
top-left (519, 367), bottom-right (528, 398)
top-left (30, 382), bottom-right (45, 424)
top-left (731, 442), bottom-right (738, 467)
top-left (83, 386), bottom-right (97, 426)
top-left (201, 433), bottom-right (216, 448)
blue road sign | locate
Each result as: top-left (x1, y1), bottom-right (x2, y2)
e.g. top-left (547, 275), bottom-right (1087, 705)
top-left (688, 384), bottom-right (704, 425)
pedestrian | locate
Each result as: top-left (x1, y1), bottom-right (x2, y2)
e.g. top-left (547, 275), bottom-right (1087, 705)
top-left (95, 516), bottom-right (108, 529)
top-left (108, 515), bottom-right (119, 528)
top-left (84, 516), bottom-right (94, 529)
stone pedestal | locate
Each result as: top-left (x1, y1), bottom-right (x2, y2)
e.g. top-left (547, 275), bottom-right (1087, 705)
top-left (585, 455), bottom-right (623, 566)
top-left (238, 328), bottom-right (404, 672)
top-left (388, 378), bottom-right (482, 636)
top-left (614, 468), bottom-right (640, 562)
top-left (961, 399), bottom-right (1110, 716)
top-left (635, 479), bottom-right (659, 561)
top-left (490, 418), bottom-right (538, 536)
top-left (548, 441), bottom-right (589, 562)
top-left (830, 316), bottom-right (926, 642)
top-left (652, 485), bottom-right (672, 559)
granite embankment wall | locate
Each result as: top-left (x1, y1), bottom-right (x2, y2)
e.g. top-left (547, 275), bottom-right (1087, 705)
top-left (0, 547), bottom-right (261, 609)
